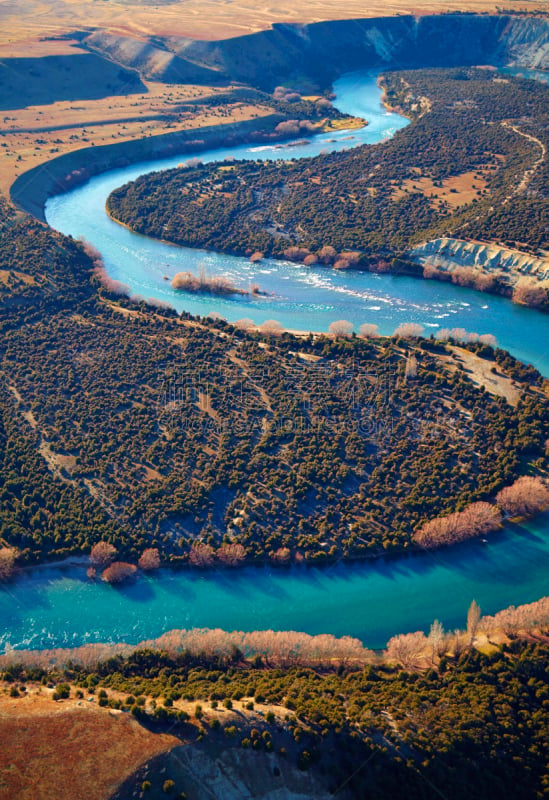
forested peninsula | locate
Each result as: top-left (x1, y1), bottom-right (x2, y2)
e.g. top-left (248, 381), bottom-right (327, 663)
top-left (107, 67), bottom-right (549, 309)
top-left (0, 197), bottom-right (548, 575)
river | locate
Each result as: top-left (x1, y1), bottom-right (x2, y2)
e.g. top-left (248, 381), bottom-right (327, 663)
top-left (1, 70), bottom-right (547, 654)
top-left (45, 70), bottom-right (549, 374)
top-left (2, 513), bottom-right (549, 652)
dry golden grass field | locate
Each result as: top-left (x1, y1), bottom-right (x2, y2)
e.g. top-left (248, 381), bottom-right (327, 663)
top-left (2, 0), bottom-right (544, 44)
top-left (0, 686), bottom-right (179, 800)
top-left (0, 0), bottom-right (547, 199)
top-left (0, 72), bottom-right (273, 196)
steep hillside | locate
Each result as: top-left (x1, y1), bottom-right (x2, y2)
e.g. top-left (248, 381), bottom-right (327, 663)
top-left (84, 32), bottom-right (228, 85)
top-left (0, 53), bottom-right (145, 111)
top-left (83, 14), bottom-right (549, 90)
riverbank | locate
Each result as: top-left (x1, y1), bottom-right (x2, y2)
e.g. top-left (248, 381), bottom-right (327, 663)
top-left (104, 194), bottom-right (549, 312)
top-left (10, 115), bottom-right (286, 222)
top-left (7, 500), bottom-right (548, 586)
top-left (1, 591), bottom-right (548, 666)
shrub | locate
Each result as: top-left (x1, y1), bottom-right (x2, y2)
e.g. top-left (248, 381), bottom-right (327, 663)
top-left (52, 683), bottom-right (70, 701)
top-left (101, 562), bottom-right (137, 584)
top-left (0, 547), bottom-right (19, 581)
top-left (138, 548), bottom-right (161, 571)
top-left (90, 542), bottom-right (117, 567)
top-left (496, 477), bottom-right (549, 518)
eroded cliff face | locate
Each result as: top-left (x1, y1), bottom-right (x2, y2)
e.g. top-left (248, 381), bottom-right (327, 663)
top-left (408, 237), bottom-right (549, 284)
top-left (502, 16), bottom-right (549, 69)
top-left (84, 14), bottom-right (549, 89)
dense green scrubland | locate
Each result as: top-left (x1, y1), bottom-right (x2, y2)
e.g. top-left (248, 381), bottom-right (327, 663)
top-left (0, 198), bottom-right (95, 314)
top-left (107, 68), bottom-right (549, 282)
top-left (4, 635), bottom-right (549, 800)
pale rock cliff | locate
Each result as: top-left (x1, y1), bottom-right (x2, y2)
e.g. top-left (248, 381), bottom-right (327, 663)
top-left (408, 237), bottom-right (549, 284)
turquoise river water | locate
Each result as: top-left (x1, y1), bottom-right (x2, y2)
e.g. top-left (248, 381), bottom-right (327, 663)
top-left (0, 70), bottom-right (547, 653)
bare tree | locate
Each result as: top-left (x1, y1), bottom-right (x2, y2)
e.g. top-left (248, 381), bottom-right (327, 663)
top-left (283, 246), bottom-right (311, 263)
top-left (189, 541), bottom-right (215, 567)
top-left (474, 273), bottom-right (497, 292)
top-left (102, 562), bottom-right (137, 584)
top-left (451, 266), bottom-right (476, 287)
top-left (467, 599), bottom-right (481, 646)
top-left (423, 264), bottom-right (442, 280)
top-left (459, 502), bottom-right (503, 535)
top-left (340, 251), bottom-right (361, 265)
top-left (92, 262), bottom-right (130, 296)
top-left (512, 282), bottom-right (548, 309)
top-left (437, 327), bottom-right (470, 343)
top-left (0, 546), bottom-right (18, 581)
top-left (90, 541), bottom-right (117, 567)
top-left (259, 319), bottom-right (284, 335)
top-left (358, 323), bottom-right (379, 339)
top-left (172, 270), bottom-right (238, 295)
top-left (271, 547), bottom-right (291, 564)
top-left (146, 297), bottom-right (170, 310)
top-left (328, 319), bottom-right (353, 338)
top-left (273, 87), bottom-right (302, 102)
top-left (496, 476), bottom-right (549, 518)
top-left (234, 318), bottom-right (256, 331)
top-left (394, 322), bottom-right (424, 339)
top-left (79, 238), bottom-right (103, 264)
top-left (478, 333), bottom-right (497, 347)
top-left (217, 543), bottom-right (246, 566)
top-left (428, 619), bottom-right (445, 663)
top-left (274, 119), bottom-right (300, 135)
top-left (138, 548), bottom-right (161, 571)
top-left (480, 596), bottom-right (549, 635)
top-left (317, 245), bottom-right (337, 265)
top-left (385, 631), bottom-right (428, 669)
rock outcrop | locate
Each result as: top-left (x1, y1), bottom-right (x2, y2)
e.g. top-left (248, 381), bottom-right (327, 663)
top-left (111, 743), bottom-right (353, 800)
top-left (408, 237), bottom-right (549, 283)
top-left (502, 16), bottom-right (549, 69)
